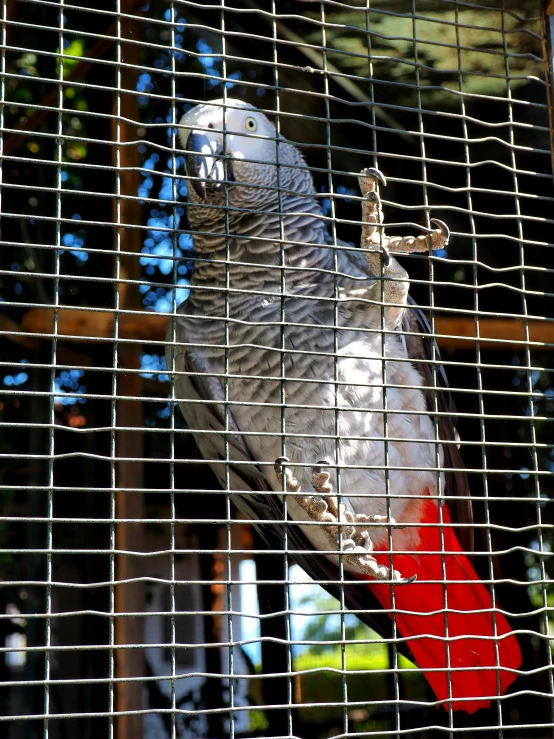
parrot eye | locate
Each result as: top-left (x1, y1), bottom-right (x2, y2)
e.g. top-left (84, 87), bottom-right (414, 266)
top-left (244, 117), bottom-right (258, 132)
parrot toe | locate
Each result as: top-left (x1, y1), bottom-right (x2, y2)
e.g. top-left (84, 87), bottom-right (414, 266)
top-left (274, 457), bottom-right (301, 493)
top-left (311, 460), bottom-right (333, 496)
top-left (430, 218), bottom-right (450, 247)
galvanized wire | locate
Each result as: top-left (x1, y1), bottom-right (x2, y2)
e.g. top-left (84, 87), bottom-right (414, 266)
top-left (1, 0), bottom-right (554, 738)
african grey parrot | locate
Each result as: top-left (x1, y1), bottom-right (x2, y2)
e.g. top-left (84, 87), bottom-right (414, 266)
top-left (166, 98), bottom-right (521, 712)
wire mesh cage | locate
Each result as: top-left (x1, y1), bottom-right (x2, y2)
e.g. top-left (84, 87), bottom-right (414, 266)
top-left (1, 0), bottom-right (554, 737)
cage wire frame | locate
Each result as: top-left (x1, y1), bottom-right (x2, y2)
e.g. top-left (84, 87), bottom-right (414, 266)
top-left (1, 0), bottom-right (554, 737)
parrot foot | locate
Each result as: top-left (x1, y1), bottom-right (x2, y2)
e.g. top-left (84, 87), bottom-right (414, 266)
top-left (357, 166), bottom-right (450, 256)
top-left (274, 457), bottom-right (415, 583)
top-left (330, 508), bottom-right (411, 583)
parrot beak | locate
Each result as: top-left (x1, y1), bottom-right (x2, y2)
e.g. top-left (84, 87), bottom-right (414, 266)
top-left (185, 131), bottom-right (227, 200)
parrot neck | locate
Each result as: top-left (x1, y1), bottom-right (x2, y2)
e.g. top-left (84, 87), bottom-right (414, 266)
top-left (187, 193), bottom-right (334, 310)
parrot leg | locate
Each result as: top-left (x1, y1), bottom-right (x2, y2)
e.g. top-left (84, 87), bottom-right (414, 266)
top-left (274, 457), bottom-right (415, 583)
top-left (358, 167), bottom-right (450, 329)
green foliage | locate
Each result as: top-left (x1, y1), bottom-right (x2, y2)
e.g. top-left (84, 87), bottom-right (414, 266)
top-left (301, 3), bottom-right (543, 107)
top-left (294, 647), bottom-right (426, 726)
top-left (292, 591), bottom-right (425, 726)
top-left (298, 590), bottom-right (380, 655)
top-left (57, 38), bottom-right (86, 78)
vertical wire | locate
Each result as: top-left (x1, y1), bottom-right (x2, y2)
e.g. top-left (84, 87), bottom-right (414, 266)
top-left (378, 176), bottom-right (398, 729)
top-left (363, 4), bottom-right (402, 727)
top-left (44, 2), bottom-right (65, 736)
top-left (502, 1), bottom-right (554, 724)
top-left (454, 4), bottom-right (503, 730)
top-left (364, 2), bottom-right (402, 722)
top-left (411, 3), bottom-right (453, 726)
top-left (378, 175), bottom-right (399, 729)
top-left (0, 34), bottom-right (5, 699)
top-left (219, 12), bottom-right (235, 736)
top-left (110, 2), bottom-right (123, 735)
top-left (168, 4), bottom-right (178, 736)
top-left (318, 4), bottom-right (348, 734)
top-left (270, 6), bottom-right (293, 734)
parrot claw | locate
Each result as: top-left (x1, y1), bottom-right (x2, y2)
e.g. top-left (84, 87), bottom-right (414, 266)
top-left (380, 243), bottom-right (391, 267)
top-left (274, 456), bottom-right (301, 493)
top-left (359, 167), bottom-right (387, 187)
top-left (430, 218), bottom-right (450, 243)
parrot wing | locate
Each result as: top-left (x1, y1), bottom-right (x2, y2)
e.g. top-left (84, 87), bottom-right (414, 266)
top-left (166, 318), bottom-right (266, 495)
top-left (167, 306), bottom-right (414, 654)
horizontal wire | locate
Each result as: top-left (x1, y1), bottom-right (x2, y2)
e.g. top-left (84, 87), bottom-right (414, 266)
top-left (0, 544), bottom-right (547, 559)
top-left (3, 702), bottom-right (552, 727)
top-left (1, 509), bottom-right (552, 521)
top-left (3, 355), bottom-right (554, 380)
top-left (0, 626), bottom-right (541, 650)
top-left (5, 173), bottom-right (554, 223)
top-left (16, 0), bottom-right (544, 34)
top-left (0, 603), bottom-right (542, 622)
top-left (2, 658), bottom-right (548, 689)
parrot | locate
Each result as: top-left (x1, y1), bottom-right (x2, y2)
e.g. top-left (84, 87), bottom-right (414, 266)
top-left (166, 98), bottom-right (522, 712)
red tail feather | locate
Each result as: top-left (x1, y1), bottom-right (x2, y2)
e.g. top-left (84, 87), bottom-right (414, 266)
top-left (361, 500), bottom-right (521, 713)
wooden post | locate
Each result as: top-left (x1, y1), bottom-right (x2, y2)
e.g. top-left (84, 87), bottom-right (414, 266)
top-left (254, 538), bottom-right (292, 737)
top-left (199, 525), bottom-right (226, 738)
top-left (115, 349), bottom-right (145, 738)
top-left (112, 7), bottom-right (145, 737)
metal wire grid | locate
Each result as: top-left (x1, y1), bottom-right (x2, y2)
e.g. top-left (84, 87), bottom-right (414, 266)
top-left (0, 0), bottom-right (553, 737)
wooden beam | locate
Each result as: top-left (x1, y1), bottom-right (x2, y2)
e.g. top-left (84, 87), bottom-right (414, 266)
top-left (18, 307), bottom-right (554, 351)
top-left (433, 317), bottom-right (554, 351)
top-left (0, 315), bottom-right (40, 351)
top-left (20, 307), bottom-right (167, 342)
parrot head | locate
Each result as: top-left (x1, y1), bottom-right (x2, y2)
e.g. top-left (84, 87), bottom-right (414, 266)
top-left (179, 99), bottom-right (313, 209)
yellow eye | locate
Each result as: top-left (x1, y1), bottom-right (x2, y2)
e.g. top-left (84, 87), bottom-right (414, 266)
top-left (245, 116), bottom-right (257, 132)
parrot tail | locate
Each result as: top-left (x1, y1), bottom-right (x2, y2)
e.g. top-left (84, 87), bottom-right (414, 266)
top-left (361, 499), bottom-right (522, 713)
